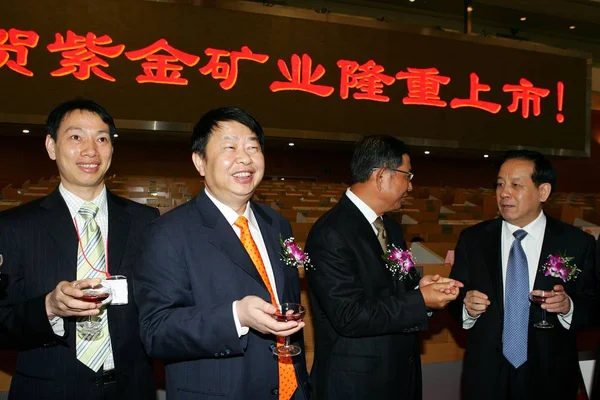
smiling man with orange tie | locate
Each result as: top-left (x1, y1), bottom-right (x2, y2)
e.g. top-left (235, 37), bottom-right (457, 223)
top-left (134, 106), bottom-right (310, 399)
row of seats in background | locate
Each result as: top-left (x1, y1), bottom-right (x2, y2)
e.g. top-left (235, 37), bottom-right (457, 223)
top-left (2, 175), bottom-right (600, 371)
top-left (3, 175), bottom-right (600, 267)
top-left (0, 175), bottom-right (198, 214)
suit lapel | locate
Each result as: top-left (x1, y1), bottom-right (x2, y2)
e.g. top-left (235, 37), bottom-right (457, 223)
top-left (484, 219), bottom-right (504, 317)
top-left (106, 191), bottom-right (131, 277)
top-left (340, 195), bottom-right (384, 258)
top-left (339, 195), bottom-right (395, 287)
top-left (40, 190), bottom-right (78, 282)
top-left (252, 203), bottom-right (286, 302)
top-left (195, 192), bottom-right (267, 292)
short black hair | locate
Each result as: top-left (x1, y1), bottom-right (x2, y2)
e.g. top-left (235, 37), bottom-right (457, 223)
top-left (46, 99), bottom-right (116, 142)
top-left (191, 106), bottom-right (265, 157)
top-left (350, 135), bottom-right (411, 184)
top-left (500, 149), bottom-right (556, 195)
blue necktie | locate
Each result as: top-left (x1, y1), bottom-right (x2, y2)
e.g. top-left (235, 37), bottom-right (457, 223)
top-left (503, 229), bottom-right (529, 368)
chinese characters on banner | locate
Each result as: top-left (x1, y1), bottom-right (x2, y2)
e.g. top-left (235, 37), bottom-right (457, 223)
top-left (0, 28), bottom-right (567, 123)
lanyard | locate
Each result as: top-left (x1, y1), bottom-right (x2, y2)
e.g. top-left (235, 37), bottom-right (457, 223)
top-left (73, 216), bottom-right (111, 279)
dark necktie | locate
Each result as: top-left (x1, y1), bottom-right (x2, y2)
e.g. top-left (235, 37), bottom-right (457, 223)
top-left (373, 217), bottom-right (387, 252)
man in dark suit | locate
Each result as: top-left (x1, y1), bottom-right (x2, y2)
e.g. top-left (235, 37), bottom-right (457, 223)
top-left (449, 150), bottom-right (597, 400)
top-left (134, 107), bottom-right (310, 399)
top-left (593, 234), bottom-right (600, 400)
top-left (0, 99), bottom-right (158, 399)
top-left (305, 135), bottom-right (462, 400)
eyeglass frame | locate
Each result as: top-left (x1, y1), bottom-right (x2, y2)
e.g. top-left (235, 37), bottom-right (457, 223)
top-left (371, 167), bottom-right (414, 182)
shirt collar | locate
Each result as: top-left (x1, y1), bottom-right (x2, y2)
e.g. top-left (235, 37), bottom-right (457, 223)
top-left (345, 188), bottom-right (380, 225)
top-left (204, 188), bottom-right (258, 230)
top-left (59, 183), bottom-right (108, 219)
top-left (503, 210), bottom-right (546, 241)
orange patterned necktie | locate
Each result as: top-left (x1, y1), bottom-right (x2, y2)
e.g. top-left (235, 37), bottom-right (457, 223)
top-left (234, 216), bottom-right (298, 400)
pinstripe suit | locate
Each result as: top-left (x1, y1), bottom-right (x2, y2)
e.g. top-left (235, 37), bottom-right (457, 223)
top-left (0, 189), bottom-right (158, 400)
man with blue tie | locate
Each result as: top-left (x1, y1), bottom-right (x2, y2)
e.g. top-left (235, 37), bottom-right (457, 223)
top-left (134, 106), bottom-right (310, 399)
top-left (449, 150), bottom-right (597, 400)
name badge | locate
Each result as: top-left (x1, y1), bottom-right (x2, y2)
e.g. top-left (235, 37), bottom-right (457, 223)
top-left (104, 275), bottom-right (128, 305)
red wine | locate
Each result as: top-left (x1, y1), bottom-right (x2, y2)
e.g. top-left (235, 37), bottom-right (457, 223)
top-left (274, 312), bottom-right (305, 322)
top-left (529, 295), bottom-right (545, 305)
top-left (81, 293), bottom-right (109, 303)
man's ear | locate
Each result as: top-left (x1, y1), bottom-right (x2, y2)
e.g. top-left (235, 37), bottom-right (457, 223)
top-left (539, 182), bottom-right (551, 202)
top-left (192, 152), bottom-right (206, 176)
top-left (372, 168), bottom-right (385, 191)
top-left (45, 134), bottom-right (57, 160)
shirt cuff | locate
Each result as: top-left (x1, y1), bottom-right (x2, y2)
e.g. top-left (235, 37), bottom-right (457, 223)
top-left (232, 301), bottom-right (249, 337)
top-left (49, 316), bottom-right (66, 337)
top-left (462, 304), bottom-right (480, 329)
top-left (558, 295), bottom-right (574, 329)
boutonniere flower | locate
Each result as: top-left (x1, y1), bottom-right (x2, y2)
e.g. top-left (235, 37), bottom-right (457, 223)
top-left (280, 236), bottom-right (313, 271)
top-left (541, 254), bottom-right (581, 282)
top-left (382, 244), bottom-right (417, 280)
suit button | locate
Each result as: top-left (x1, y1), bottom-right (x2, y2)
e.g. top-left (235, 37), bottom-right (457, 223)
top-left (224, 348), bottom-right (232, 355)
top-left (93, 378), bottom-right (101, 387)
top-left (408, 356), bottom-right (414, 363)
top-left (269, 343), bottom-right (276, 351)
top-left (271, 388), bottom-right (279, 395)
top-left (219, 351), bottom-right (226, 357)
top-left (214, 352), bottom-right (220, 358)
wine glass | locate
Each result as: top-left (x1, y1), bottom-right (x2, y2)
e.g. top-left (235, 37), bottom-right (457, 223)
top-left (272, 303), bottom-right (306, 357)
top-left (529, 290), bottom-right (554, 329)
top-left (76, 282), bottom-right (112, 338)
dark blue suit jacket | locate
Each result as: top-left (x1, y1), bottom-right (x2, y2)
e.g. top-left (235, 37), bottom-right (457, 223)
top-left (134, 190), bottom-right (310, 400)
top-left (0, 189), bottom-right (158, 400)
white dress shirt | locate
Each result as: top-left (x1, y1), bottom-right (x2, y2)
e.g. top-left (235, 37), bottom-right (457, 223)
top-left (53, 183), bottom-right (115, 370)
top-left (204, 188), bottom-right (280, 337)
top-left (463, 211), bottom-right (573, 329)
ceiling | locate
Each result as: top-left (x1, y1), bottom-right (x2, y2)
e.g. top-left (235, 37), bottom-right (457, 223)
top-left (0, 121), bottom-right (525, 162)
top-left (246, 0), bottom-right (600, 65)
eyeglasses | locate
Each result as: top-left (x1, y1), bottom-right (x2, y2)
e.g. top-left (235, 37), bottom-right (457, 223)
top-left (372, 167), bottom-right (414, 182)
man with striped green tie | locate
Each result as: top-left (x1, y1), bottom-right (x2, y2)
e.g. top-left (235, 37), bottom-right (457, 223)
top-left (0, 99), bottom-right (159, 399)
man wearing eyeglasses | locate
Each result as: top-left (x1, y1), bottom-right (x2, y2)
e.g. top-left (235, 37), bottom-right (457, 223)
top-left (305, 135), bottom-right (462, 400)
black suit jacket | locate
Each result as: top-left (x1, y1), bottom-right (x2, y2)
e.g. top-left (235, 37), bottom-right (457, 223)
top-left (590, 234), bottom-right (600, 400)
top-left (305, 194), bottom-right (428, 400)
top-left (0, 189), bottom-right (158, 400)
top-left (133, 190), bottom-right (310, 400)
top-left (448, 215), bottom-right (597, 400)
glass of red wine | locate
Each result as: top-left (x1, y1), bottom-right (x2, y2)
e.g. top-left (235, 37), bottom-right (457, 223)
top-left (77, 282), bottom-right (112, 338)
top-left (529, 290), bottom-right (554, 329)
top-left (272, 303), bottom-right (306, 357)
